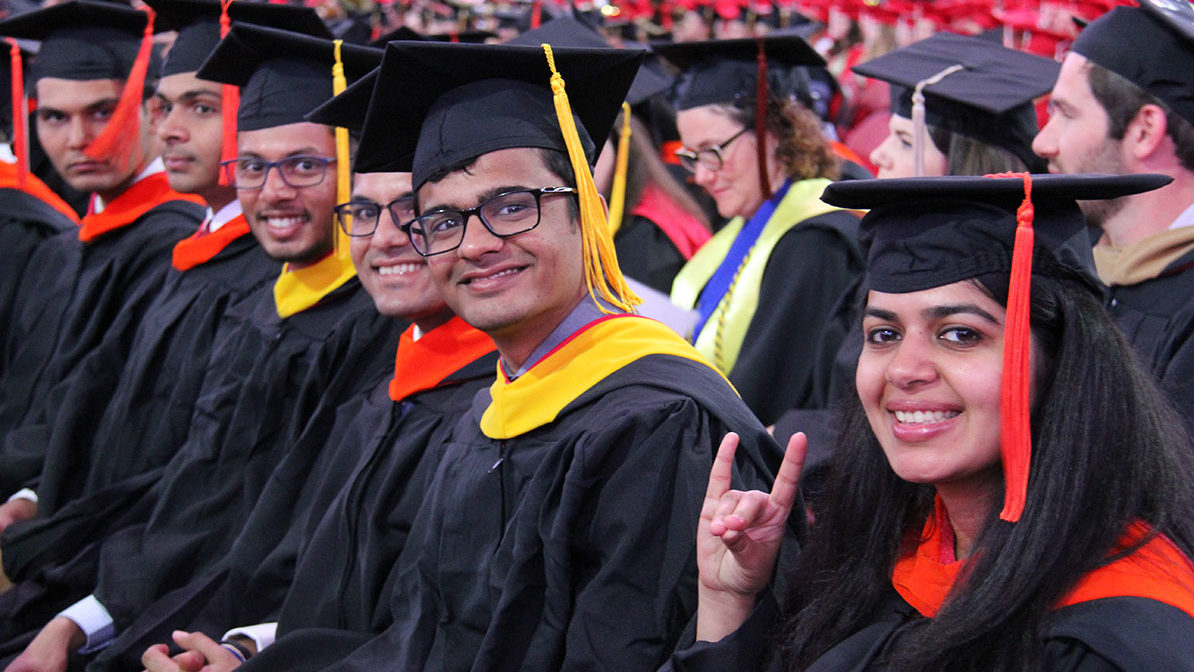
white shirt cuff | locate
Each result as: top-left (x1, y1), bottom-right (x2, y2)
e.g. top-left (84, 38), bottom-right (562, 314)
top-left (6, 488), bottom-right (37, 504)
top-left (222, 622), bottom-right (278, 653)
top-left (58, 595), bottom-right (115, 653)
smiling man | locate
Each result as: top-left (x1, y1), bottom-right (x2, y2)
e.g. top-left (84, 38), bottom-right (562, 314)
top-left (1032, 0), bottom-right (1194, 428)
top-left (0, 0), bottom-right (207, 515)
top-left (229, 41), bottom-right (788, 672)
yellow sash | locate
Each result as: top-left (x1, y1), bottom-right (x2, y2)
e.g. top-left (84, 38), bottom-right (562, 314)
top-left (670, 178), bottom-right (841, 373)
top-left (480, 314), bottom-right (728, 439)
top-left (273, 244), bottom-right (357, 319)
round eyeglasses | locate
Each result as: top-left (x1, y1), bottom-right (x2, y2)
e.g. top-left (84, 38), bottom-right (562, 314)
top-left (334, 196), bottom-right (417, 237)
top-left (220, 156), bottom-right (336, 190)
top-left (405, 186), bottom-right (577, 257)
top-left (674, 127), bottom-right (749, 173)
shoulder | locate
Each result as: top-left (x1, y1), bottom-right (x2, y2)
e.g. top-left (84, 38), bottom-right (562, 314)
top-left (1047, 597), bottom-right (1194, 671)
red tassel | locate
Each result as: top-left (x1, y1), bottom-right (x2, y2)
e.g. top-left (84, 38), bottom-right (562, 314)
top-left (531, 0), bottom-right (542, 29)
top-left (989, 171), bottom-right (1034, 523)
top-left (218, 0), bottom-right (238, 187)
top-left (8, 38), bottom-right (27, 191)
top-left (83, 7), bottom-right (155, 174)
top-left (754, 36), bottom-right (771, 200)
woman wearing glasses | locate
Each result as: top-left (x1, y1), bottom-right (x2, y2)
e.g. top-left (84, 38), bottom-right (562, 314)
top-left (657, 35), bottom-right (865, 427)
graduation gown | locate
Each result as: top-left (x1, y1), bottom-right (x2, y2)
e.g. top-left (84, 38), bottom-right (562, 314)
top-left (244, 313), bottom-right (788, 672)
top-left (84, 319), bottom-right (497, 671)
top-left (0, 171), bottom-right (204, 497)
top-left (31, 216), bottom-right (279, 517)
top-left (613, 184), bottom-right (711, 295)
top-left (0, 278), bottom-right (401, 647)
top-left (664, 518), bottom-right (1194, 671)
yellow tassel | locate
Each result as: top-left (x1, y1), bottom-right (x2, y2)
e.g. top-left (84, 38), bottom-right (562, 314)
top-left (541, 43), bottom-right (640, 314)
top-left (332, 39), bottom-right (351, 256)
top-left (607, 102), bottom-right (631, 236)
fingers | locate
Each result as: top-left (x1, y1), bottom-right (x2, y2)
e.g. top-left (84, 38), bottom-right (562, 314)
top-left (703, 433), bottom-right (740, 504)
top-left (141, 644), bottom-right (175, 672)
top-left (715, 492), bottom-right (771, 549)
top-left (171, 631), bottom-right (239, 670)
top-left (769, 432), bottom-right (807, 513)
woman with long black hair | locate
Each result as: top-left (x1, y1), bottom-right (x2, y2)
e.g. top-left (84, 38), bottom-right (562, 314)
top-left (668, 174), bottom-right (1194, 671)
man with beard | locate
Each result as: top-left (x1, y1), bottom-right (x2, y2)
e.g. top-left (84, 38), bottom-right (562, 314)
top-left (1032, 0), bottom-right (1194, 427)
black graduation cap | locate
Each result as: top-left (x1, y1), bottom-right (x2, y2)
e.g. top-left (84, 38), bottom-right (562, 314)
top-left (355, 41), bottom-right (643, 184)
top-left (0, 0), bottom-right (159, 82)
top-left (371, 25), bottom-right (496, 47)
top-left (305, 65), bottom-right (378, 135)
top-left (1071, 0), bottom-right (1194, 127)
top-left (147, 0), bottom-right (332, 77)
top-left (197, 22), bottom-right (381, 131)
top-left (507, 16), bottom-right (669, 107)
top-left (650, 34), bottom-right (825, 110)
top-left (822, 172), bottom-right (1172, 523)
top-left (851, 32), bottom-right (1059, 171)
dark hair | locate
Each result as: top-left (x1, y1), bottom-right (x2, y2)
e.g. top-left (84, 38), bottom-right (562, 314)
top-left (606, 111), bottom-right (710, 230)
top-left (925, 125), bottom-right (1037, 175)
top-left (1087, 61), bottom-right (1194, 172)
top-left (718, 97), bottom-right (840, 181)
top-left (416, 147), bottom-right (580, 222)
top-left (781, 275), bottom-right (1194, 670)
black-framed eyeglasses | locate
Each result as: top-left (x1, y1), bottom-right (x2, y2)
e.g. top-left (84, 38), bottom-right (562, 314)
top-left (405, 186), bottom-right (577, 257)
top-left (675, 127), bottom-right (749, 173)
top-left (220, 156), bottom-right (336, 190)
top-left (334, 196), bottom-right (417, 237)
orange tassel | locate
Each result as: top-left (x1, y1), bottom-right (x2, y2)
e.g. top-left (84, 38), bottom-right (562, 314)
top-left (218, 0), bottom-right (238, 187)
top-left (83, 6), bottom-right (155, 173)
top-left (8, 38), bottom-right (27, 191)
top-left (990, 171), bottom-right (1034, 523)
top-left (754, 36), bottom-right (771, 200)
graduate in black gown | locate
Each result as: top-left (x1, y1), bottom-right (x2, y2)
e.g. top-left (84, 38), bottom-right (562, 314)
top-left (1032, 0), bottom-right (1194, 433)
top-left (214, 39), bottom-right (789, 672)
top-left (664, 174), bottom-right (1194, 671)
top-left (0, 25), bottom-right (399, 672)
top-left (0, 1), bottom-right (211, 509)
top-left (6, 0), bottom-right (335, 525)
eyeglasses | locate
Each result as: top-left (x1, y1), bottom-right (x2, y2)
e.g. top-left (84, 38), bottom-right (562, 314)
top-left (220, 156), bottom-right (336, 190)
top-left (334, 196), bottom-right (417, 237)
top-left (675, 128), bottom-right (749, 173)
top-left (405, 186), bottom-right (577, 257)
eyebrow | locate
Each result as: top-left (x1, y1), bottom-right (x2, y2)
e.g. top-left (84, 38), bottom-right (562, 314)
top-left (347, 191), bottom-right (414, 202)
top-left (239, 147), bottom-right (327, 159)
top-left (423, 185), bottom-right (532, 212)
top-left (863, 303), bottom-right (1001, 325)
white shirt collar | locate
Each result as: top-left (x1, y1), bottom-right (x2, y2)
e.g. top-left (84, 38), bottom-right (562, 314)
top-left (91, 156), bottom-right (165, 214)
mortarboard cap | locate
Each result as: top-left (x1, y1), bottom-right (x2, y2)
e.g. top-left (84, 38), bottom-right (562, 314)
top-left (824, 172), bottom-right (1172, 523)
top-left (148, 0), bottom-right (331, 78)
top-left (197, 22), bottom-right (380, 131)
top-left (851, 32), bottom-right (1059, 172)
top-left (1071, 0), bottom-right (1194, 127)
top-left (650, 34), bottom-right (825, 110)
top-left (305, 66), bottom-right (378, 136)
top-left (358, 40), bottom-right (644, 313)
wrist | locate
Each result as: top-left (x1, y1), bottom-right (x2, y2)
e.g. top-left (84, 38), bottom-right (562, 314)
top-left (695, 585), bottom-right (758, 643)
top-left (47, 616), bottom-right (86, 651)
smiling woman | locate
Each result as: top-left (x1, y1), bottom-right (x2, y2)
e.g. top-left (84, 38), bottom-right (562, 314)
top-left (667, 173), bottom-right (1194, 672)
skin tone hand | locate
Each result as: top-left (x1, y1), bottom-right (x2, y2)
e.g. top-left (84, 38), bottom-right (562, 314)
top-left (141, 631), bottom-right (244, 672)
top-left (695, 431), bottom-right (806, 643)
top-left (0, 498), bottom-right (37, 534)
top-left (2, 617), bottom-right (85, 672)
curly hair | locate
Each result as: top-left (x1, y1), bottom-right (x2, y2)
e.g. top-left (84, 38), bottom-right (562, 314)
top-left (714, 97), bottom-right (840, 181)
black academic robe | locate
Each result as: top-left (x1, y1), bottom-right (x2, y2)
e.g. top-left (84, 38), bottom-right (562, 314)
top-left (614, 214), bottom-right (688, 295)
top-left (729, 211), bottom-right (863, 427)
top-left (84, 349), bottom-right (497, 671)
top-left (0, 195), bottom-right (203, 497)
top-left (0, 279), bottom-right (401, 649)
top-left (1103, 250), bottom-right (1194, 432)
top-left (0, 188), bottom-right (76, 374)
top-left (662, 590), bottom-right (1194, 671)
top-left (243, 352), bottom-right (786, 672)
top-left (31, 232), bottom-right (279, 517)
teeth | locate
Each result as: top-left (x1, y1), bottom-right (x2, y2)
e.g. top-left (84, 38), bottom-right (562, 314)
top-left (265, 216), bottom-right (304, 229)
top-left (893, 410), bottom-right (960, 424)
top-left (377, 263), bottom-right (421, 276)
top-left (467, 268), bottom-right (520, 284)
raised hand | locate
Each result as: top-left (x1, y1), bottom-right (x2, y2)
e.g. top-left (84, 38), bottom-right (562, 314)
top-left (695, 431), bottom-right (806, 642)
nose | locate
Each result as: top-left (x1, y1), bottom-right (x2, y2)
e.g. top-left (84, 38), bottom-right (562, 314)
top-left (692, 162), bottom-right (717, 189)
top-left (259, 165), bottom-right (296, 201)
top-left (372, 207), bottom-right (411, 250)
top-left (456, 212), bottom-right (503, 260)
top-left (67, 116), bottom-right (90, 150)
top-left (157, 107), bottom-right (187, 144)
top-left (869, 137), bottom-right (891, 169)
top-left (884, 331), bottom-right (939, 390)
top-left (1031, 119), bottom-right (1057, 160)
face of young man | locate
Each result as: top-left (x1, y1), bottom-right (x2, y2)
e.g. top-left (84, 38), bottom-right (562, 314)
top-left (418, 147), bottom-right (586, 357)
top-left (153, 71), bottom-right (227, 207)
top-left (35, 76), bottom-right (158, 198)
top-left (348, 171), bottom-right (450, 328)
top-left (236, 121), bottom-right (338, 267)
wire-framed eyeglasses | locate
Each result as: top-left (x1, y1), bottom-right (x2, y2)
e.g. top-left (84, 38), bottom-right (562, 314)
top-left (406, 186), bottom-right (577, 257)
top-left (674, 127), bottom-right (749, 173)
top-left (334, 196), bottom-right (417, 237)
top-left (220, 156), bottom-right (336, 190)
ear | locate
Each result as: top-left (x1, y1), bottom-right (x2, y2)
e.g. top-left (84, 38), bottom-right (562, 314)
top-left (1124, 103), bottom-right (1170, 161)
